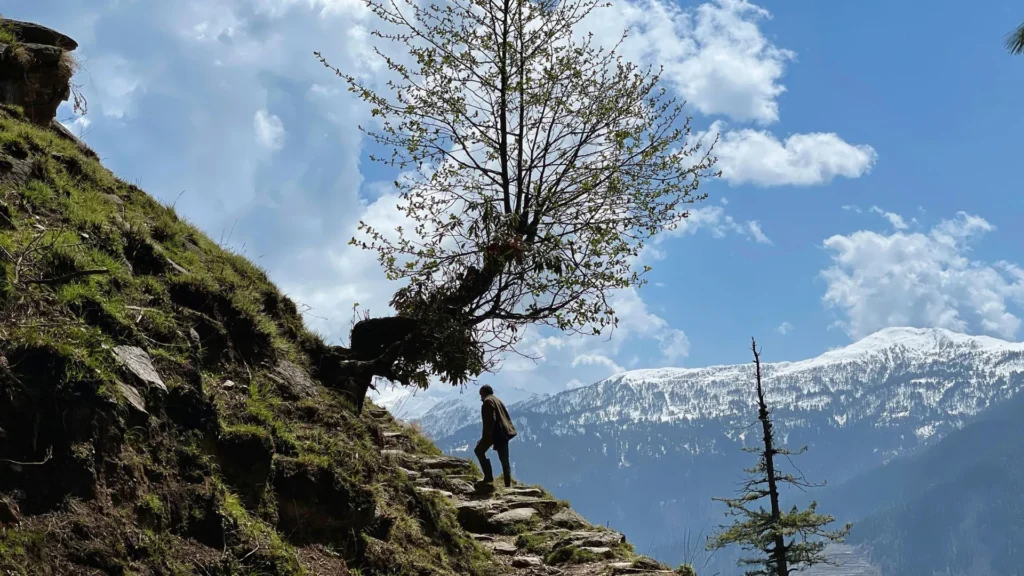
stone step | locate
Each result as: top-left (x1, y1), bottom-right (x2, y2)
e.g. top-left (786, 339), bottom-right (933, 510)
top-left (606, 565), bottom-right (679, 569)
top-left (489, 541), bottom-right (518, 555)
top-left (398, 467), bottom-right (421, 480)
top-left (367, 408), bottom-right (389, 419)
top-left (413, 486), bottom-right (455, 499)
top-left (552, 530), bottom-right (625, 550)
top-left (499, 495), bottom-right (561, 513)
top-left (505, 487), bottom-right (545, 498)
top-left (511, 556), bottom-right (543, 568)
top-left (456, 501), bottom-right (539, 534)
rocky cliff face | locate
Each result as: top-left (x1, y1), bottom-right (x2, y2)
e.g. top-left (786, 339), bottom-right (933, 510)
top-left (0, 19), bottom-right (79, 125)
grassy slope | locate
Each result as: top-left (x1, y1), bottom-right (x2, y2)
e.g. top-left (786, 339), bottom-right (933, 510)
top-left (0, 104), bottom-right (496, 576)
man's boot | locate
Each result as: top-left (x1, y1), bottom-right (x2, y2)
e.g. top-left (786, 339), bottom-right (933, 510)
top-left (479, 458), bottom-right (494, 483)
top-left (503, 468), bottom-right (512, 488)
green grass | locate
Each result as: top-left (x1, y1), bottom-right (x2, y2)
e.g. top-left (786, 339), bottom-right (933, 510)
top-left (0, 105), bottom-right (502, 576)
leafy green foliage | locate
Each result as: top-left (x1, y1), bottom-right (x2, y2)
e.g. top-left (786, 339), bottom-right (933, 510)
top-left (707, 339), bottom-right (850, 576)
top-left (316, 0), bottom-right (720, 387)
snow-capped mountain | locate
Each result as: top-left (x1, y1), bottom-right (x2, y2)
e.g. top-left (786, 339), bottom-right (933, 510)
top-left (421, 326), bottom-right (1024, 449)
top-left (419, 327), bottom-right (1024, 573)
top-left (378, 383), bottom-right (547, 431)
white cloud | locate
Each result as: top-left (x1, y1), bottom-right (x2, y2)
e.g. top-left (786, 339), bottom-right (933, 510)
top-left (776, 321), bottom-right (793, 335)
top-left (253, 109), bottom-right (286, 151)
top-left (572, 354), bottom-right (626, 375)
top-left (842, 205), bottom-right (863, 213)
top-left (589, 0), bottom-right (792, 124)
top-left (747, 221), bottom-right (771, 244)
top-left (701, 121), bottom-right (878, 187)
top-left (669, 205), bottom-right (772, 244)
top-left (870, 206), bottom-right (910, 230)
top-left (565, 379), bottom-right (587, 390)
top-left (821, 211), bottom-right (1024, 340)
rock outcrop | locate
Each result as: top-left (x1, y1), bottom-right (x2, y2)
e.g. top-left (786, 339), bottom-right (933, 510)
top-left (0, 19), bottom-right (78, 124)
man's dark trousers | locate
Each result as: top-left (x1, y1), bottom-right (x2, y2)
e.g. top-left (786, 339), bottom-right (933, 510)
top-left (475, 427), bottom-right (511, 487)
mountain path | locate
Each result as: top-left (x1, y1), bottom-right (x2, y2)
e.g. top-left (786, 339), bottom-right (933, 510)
top-left (367, 408), bottom-right (677, 576)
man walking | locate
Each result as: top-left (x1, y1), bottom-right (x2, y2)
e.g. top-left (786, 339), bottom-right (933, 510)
top-left (474, 385), bottom-right (517, 487)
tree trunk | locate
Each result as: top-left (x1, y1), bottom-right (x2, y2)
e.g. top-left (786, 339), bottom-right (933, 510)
top-left (752, 339), bottom-right (789, 576)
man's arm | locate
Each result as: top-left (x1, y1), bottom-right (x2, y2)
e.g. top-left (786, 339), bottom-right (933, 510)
top-left (481, 400), bottom-right (495, 443)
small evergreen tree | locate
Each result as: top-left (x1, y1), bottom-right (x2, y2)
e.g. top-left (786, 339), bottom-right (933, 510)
top-left (706, 338), bottom-right (851, 576)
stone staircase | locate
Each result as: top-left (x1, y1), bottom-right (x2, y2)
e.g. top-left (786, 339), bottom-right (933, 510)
top-left (367, 408), bottom-right (681, 576)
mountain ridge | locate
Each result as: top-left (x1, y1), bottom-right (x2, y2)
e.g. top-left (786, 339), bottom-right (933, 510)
top-left (418, 326), bottom-right (1024, 572)
top-left (418, 326), bottom-right (1024, 442)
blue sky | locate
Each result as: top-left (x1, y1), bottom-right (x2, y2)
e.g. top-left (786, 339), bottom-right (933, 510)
top-left (8, 0), bottom-right (1024, 409)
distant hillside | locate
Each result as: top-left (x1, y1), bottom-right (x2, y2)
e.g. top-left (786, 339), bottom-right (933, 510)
top-left (420, 326), bottom-right (1024, 571)
top-left (833, 389), bottom-right (1024, 576)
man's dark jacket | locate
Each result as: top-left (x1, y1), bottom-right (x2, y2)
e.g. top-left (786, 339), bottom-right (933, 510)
top-left (481, 395), bottom-right (517, 444)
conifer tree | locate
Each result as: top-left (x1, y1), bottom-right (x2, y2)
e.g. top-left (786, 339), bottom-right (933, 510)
top-left (706, 338), bottom-right (851, 576)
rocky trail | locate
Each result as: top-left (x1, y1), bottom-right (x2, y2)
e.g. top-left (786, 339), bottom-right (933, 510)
top-left (366, 408), bottom-right (683, 576)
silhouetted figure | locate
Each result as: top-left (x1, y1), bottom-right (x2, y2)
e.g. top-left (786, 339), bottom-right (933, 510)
top-left (474, 385), bottom-right (517, 487)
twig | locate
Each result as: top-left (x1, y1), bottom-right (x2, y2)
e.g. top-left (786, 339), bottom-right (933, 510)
top-left (25, 268), bottom-right (110, 285)
top-left (0, 446), bottom-right (53, 466)
top-left (13, 230), bottom-right (46, 284)
top-left (240, 544), bottom-right (262, 562)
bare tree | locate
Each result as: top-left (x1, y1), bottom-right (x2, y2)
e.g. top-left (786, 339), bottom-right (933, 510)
top-left (707, 338), bottom-right (851, 576)
top-left (316, 0), bottom-right (720, 409)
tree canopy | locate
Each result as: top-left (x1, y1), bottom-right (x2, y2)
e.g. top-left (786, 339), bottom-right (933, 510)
top-left (317, 0), bottom-right (719, 393)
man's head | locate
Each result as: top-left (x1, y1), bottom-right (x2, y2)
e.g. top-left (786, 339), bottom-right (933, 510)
top-left (479, 384), bottom-right (494, 401)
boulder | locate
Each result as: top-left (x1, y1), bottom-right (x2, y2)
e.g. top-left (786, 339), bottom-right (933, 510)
top-left (398, 467), bottom-right (421, 480)
top-left (550, 508), bottom-right (589, 529)
top-left (456, 501), bottom-right (497, 533)
top-left (445, 478), bottom-right (476, 495)
top-left (0, 20), bottom-right (77, 49)
top-left (115, 381), bottom-right (147, 415)
top-left (112, 346), bottom-right (167, 392)
top-left (553, 530), bottom-right (625, 550)
top-left (0, 20), bottom-right (80, 125)
top-left (267, 360), bottom-right (320, 400)
top-left (505, 487), bottom-right (545, 498)
top-left (512, 556), bottom-right (543, 568)
top-left (489, 507), bottom-right (537, 529)
top-left (491, 541), bottom-right (517, 555)
top-left (0, 40), bottom-right (74, 125)
top-left (501, 495), bottom-right (561, 513)
top-left (579, 546), bottom-right (614, 558)
top-left (418, 455), bottom-right (473, 472)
